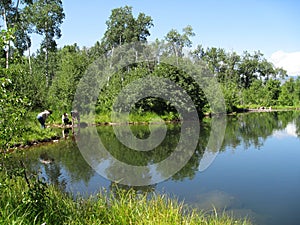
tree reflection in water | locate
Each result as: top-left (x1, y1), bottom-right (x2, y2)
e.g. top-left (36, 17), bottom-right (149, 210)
top-left (12, 111), bottom-right (300, 195)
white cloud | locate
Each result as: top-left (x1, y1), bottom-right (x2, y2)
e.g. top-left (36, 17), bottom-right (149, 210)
top-left (273, 123), bottom-right (297, 138)
top-left (270, 51), bottom-right (300, 76)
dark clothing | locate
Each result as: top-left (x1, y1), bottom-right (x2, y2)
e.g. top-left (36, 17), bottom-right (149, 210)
top-left (37, 110), bottom-right (51, 129)
top-left (37, 115), bottom-right (45, 128)
top-left (63, 117), bottom-right (70, 124)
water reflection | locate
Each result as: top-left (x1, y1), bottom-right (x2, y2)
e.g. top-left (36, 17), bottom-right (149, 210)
top-left (12, 111), bottom-right (300, 224)
top-left (17, 111), bottom-right (300, 191)
top-left (39, 152), bottom-right (66, 191)
top-left (75, 120), bottom-right (203, 186)
top-left (273, 122), bottom-right (298, 138)
top-left (221, 111), bottom-right (300, 150)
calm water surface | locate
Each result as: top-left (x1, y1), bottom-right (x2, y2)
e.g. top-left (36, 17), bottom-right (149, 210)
top-left (19, 111), bottom-right (300, 225)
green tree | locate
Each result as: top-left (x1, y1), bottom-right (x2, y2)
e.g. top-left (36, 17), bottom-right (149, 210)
top-left (264, 78), bottom-right (281, 106)
top-left (48, 44), bottom-right (89, 111)
top-left (0, 75), bottom-right (28, 150)
top-left (238, 51), bottom-right (286, 89)
top-left (164, 25), bottom-right (195, 62)
top-left (238, 51), bottom-right (263, 88)
top-left (88, 41), bottom-right (104, 61)
top-left (293, 77), bottom-right (300, 106)
top-left (192, 46), bottom-right (287, 110)
top-left (202, 47), bottom-right (226, 76)
top-left (223, 51), bottom-right (241, 85)
top-left (278, 78), bottom-right (295, 106)
top-left (243, 79), bottom-right (266, 106)
top-left (0, 31), bottom-right (29, 150)
top-left (0, 0), bottom-right (34, 67)
top-left (25, 0), bottom-right (65, 86)
top-left (192, 47), bottom-right (241, 85)
top-left (101, 6), bottom-right (153, 52)
top-left (221, 81), bottom-right (240, 112)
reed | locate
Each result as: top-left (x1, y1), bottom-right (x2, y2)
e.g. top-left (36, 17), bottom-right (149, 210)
top-left (0, 168), bottom-right (251, 225)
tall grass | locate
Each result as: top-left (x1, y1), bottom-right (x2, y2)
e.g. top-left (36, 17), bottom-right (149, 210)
top-left (0, 165), bottom-right (251, 225)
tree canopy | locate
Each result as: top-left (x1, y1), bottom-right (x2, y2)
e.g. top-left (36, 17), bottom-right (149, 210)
top-left (1, 4), bottom-right (300, 150)
top-left (101, 6), bottom-right (153, 52)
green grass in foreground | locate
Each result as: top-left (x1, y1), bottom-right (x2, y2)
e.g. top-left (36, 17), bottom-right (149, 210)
top-left (0, 165), bottom-right (251, 225)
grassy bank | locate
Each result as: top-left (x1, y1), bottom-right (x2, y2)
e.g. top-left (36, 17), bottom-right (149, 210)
top-left (0, 165), bottom-right (251, 225)
top-left (2, 112), bottom-right (60, 150)
top-left (5, 106), bottom-right (299, 150)
top-left (94, 111), bottom-right (180, 124)
top-left (2, 110), bottom-right (180, 151)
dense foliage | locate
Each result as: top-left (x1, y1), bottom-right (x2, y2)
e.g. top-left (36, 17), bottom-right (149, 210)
top-left (1, 4), bottom-right (300, 149)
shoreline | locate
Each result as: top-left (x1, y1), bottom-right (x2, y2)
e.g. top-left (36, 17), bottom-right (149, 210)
top-left (5, 120), bottom-right (179, 152)
top-left (5, 108), bottom-right (300, 152)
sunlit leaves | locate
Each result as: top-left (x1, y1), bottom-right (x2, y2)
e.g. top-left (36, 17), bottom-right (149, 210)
top-left (102, 6), bottom-right (153, 51)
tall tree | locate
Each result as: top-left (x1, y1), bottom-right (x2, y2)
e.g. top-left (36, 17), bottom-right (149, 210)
top-left (25, 0), bottom-right (65, 86)
top-left (0, 0), bottom-right (33, 67)
top-left (264, 78), bottom-right (281, 106)
top-left (278, 78), bottom-right (295, 106)
top-left (101, 5), bottom-right (153, 53)
top-left (48, 44), bottom-right (89, 111)
top-left (164, 25), bottom-right (195, 61)
top-left (238, 51), bottom-right (286, 88)
top-left (294, 77), bottom-right (300, 105)
top-left (0, 32), bottom-right (29, 150)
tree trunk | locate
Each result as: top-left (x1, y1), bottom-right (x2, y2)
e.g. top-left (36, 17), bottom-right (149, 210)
top-left (28, 44), bottom-right (32, 74)
top-left (2, 6), bottom-right (9, 69)
top-left (45, 47), bottom-right (49, 86)
top-left (110, 47), bottom-right (114, 68)
top-left (45, 19), bottom-right (49, 86)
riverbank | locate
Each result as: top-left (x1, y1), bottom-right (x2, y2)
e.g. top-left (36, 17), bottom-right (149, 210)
top-left (4, 108), bottom-right (300, 152)
top-left (236, 105), bottom-right (300, 113)
top-left (1, 110), bottom-right (179, 152)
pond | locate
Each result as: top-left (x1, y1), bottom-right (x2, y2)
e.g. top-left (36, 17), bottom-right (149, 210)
top-left (17, 111), bottom-right (300, 225)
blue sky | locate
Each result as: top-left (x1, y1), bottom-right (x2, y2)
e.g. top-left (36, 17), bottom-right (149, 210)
top-left (32, 0), bottom-right (300, 75)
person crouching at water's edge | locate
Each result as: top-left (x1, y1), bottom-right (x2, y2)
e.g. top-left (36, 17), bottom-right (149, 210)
top-left (37, 110), bottom-right (52, 129)
top-left (62, 112), bottom-right (70, 125)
